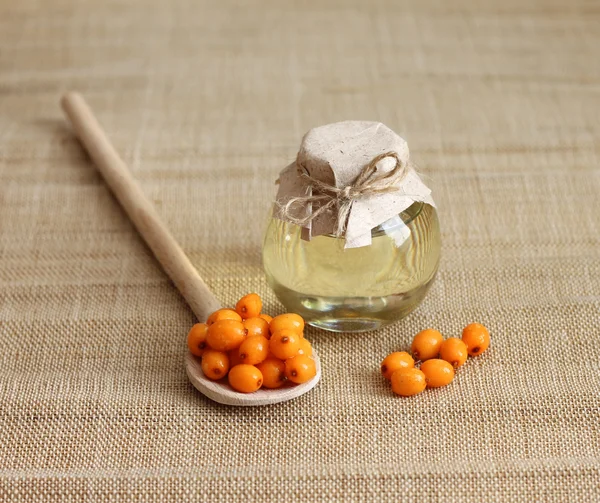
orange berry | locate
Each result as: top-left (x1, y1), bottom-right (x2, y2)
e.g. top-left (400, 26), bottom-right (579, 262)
top-left (297, 338), bottom-right (312, 357)
top-left (411, 329), bottom-right (443, 361)
top-left (206, 319), bottom-right (247, 352)
top-left (228, 364), bottom-right (263, 393)
top-left (439, 338), bottom-right (468, 368)
top-left (259, 314), bottom-right (273, 324)
top-left (235, 293), bottom-right (262, 320)
top-left (270, 313), bottom-right (304, 336)
top-left (269, 329), bottom-right (302, 360)
top-left (238, 335), bottom-right (269, 365)
top-left (380, 351), bottom-right (414, 380)
top-left (206, 308), bottom-right (242, 325)
top-left (243, 317), bottom-right (270, 339)
top-left (420, 359), bottom-right (455, 388)
top-left (187, 323), bottom-right (209, 357)
top-left (201, 349), bottom-right (230, 380)
top-left (462, 323), bottom-right (490, 356)
top-left (390, 368), bottom-right (427, 397)
top-left (228, 348), bottom-right (244, 367)
top-left (284, 355), bottom-right (316, 384)
top-left (256, 358), bottom-right (286, 389)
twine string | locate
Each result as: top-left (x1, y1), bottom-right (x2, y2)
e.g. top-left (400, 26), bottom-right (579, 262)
top-left (278, 151), bottom-right (409, 237)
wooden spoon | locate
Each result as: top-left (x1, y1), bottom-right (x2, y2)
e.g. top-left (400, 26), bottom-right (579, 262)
top-left (61, 92), bottom-right (321, 406)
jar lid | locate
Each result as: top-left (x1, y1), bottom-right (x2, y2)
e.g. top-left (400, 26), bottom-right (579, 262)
top-left (275, 121), bottom-right (435, 248)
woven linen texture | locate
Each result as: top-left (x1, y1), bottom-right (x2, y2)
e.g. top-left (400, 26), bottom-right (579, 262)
top-left (1, 0), bottom-right (599, 501)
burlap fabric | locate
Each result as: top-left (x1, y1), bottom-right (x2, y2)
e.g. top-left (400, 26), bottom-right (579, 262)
top-left (1, 1), bottom-right (599, 501)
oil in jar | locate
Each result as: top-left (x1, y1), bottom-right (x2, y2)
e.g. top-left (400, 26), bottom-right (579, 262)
top-left (262, 202), bottom-right (441, 333)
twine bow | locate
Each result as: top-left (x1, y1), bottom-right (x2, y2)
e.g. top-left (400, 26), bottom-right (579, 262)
top-left (279, 151), bottom-right (409, 237)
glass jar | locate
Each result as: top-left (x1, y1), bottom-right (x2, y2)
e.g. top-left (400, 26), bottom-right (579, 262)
top-left (262, 201), bottom-right (441, 333)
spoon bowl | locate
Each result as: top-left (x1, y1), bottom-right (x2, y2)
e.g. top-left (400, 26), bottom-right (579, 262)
top-left (186, 351), bottom-right (321, 406)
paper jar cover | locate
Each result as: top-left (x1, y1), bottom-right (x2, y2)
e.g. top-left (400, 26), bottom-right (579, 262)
top-left (274, 121), bottom-right (435, 248)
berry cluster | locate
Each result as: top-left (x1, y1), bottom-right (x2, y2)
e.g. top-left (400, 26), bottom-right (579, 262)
top-left (381, 323), bottom-right (490, 397)
top-left (187, 293), bottom-right (316, 393)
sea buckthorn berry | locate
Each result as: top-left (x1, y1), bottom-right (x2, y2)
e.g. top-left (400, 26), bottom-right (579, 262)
top-left (411, 329), bottom-right (443, 361)
top-left (187, 323), bottom-right (209, 357)
top-left (285, 355), bottom-right (317, 384)
top-left (462, 323), bottom-right (490, 356)
top-left (380, 351), bottom-right (414, 380)
top-left (243, 317), bottom-right (270, 339)
top-left (206, 319), bottom-right (247, 352)
top-left (228, 364), bottom-right (263, 393)
top-left (439, 338), bottom-right (468, 368)
top-left (228, 348), bottom-right (244, 367)
top-left (238, 335), bottom-right (269, 365)
top-left (390, 368), bottom-right (427, 397)
top-left (270, 313), bottom-right (304, 336)
top-left (269, 329), bottom-right (302, 360)
top-left (297, 338), bottom-right (313, 357)
top-left (420, 359), bottom-right (455, 388)
top-left (259, 314), bottom-right (273, 324)
top-left (201, 349), bottom-right (230, 380)
top-left (235, 293), bottom-right (262, 320)
top-left (206, 308), bottom-right (242, 325)
top-left (256, 358), bottom-right (286, 389)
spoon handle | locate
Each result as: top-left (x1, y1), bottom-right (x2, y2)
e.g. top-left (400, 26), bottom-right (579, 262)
top-left (61, 92), bottom-right (221, 321)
